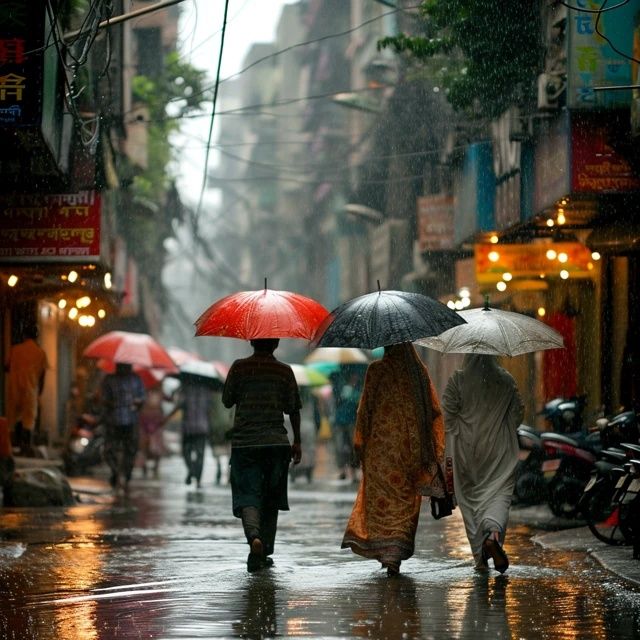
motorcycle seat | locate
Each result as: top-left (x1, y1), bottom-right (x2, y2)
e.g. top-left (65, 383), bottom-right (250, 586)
top-left (540, 432), bottom-right (581, 447)
top-left (621, 443), bottom-right (640, 456)
top-left (608, 411), bottom-right (637, 427)
top-left (601, 449), bottom-right (627, 463)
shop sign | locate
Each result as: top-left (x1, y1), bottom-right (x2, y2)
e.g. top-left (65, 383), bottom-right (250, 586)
top-left (0, 3), bottom-right (45, 126)
top-left (567, 0), bottom-right (637, 109)
top-left (491, 107), bottom-right (521, 230)
top-left (417, 194), bottom-right (454, 251)
top-left (572, 113), bottom-right (640, 192)
top-left (475, 242), bottom-right (594, 283)
top-left (0, 190), bottom-right (102, 262)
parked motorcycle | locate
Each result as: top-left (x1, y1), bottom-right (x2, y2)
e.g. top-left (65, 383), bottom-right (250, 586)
top-left (540, 395), bottom-right (587, 434)
top-left (63, 413), bottom-right (105, 476)
top-left (514, 424), bottom-right (547, 505)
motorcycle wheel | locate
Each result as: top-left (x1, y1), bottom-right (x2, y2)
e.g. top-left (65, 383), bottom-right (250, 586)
top-left (581, 481), bottom-right (627, 546)
top-left (548, 477), bottom-right (584, 519)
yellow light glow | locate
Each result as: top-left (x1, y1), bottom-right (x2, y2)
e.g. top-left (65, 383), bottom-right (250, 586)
top-left (488, 251), bottom-right (500, 262)
top-left (98, 309), bottom-right (106, 319)
top-left (490, 234), bottom-right (499, 244)
top-left (561, 198), bottom-right (568, 205)
top-left (502, 272), bottom-right (513, 281)
top-left (588, 262), bottom-right (594, 270)
top-left (591, 251), bottom-right (601, 261)
top-left (79, 315), bottom-right (96, 327)
top-left (454, 300), bottom-right (464, 310)
top-left (546, 218), bottom-right (555, 227)
top-left (68, 307), bottom-right (79, 320)
top-left (546, 249), bottom-right (557, 260)
top-left (461, 297), bottom-right (471, 308)
top-left (496, 281), bottom-right (507, 291)
top-left (104, 272), bottom-right (112, 289)
top-left (537, 307), bottom-right (546, 317)
top-left (447, 300), bottom-right (456, 309)
top-left (68, 270), bottom-right (78, 283)
top-left (458, 287), bottom-right (470, 298)
top-left (58, 299), bottom-right (67, 309)
top-left (557, 213), bottom-right (566, 225)
top-left (76, 296), bottom-right (91, 309)
top-left (540, 273), bottom-right (546, 279)
top-left (558, 252), bottom-right (568, 263)
top-left (560, 270), bottom-right (569, 280)
top-left (7, 274), bottom-right (18, 287)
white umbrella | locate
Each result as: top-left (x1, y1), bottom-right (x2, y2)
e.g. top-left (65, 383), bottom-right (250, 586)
top-left (304, 347), bottom-right (370, 365)
top-left (415, 306), bottom-right (564, 357)
top-left (288, 364), bottom-right (330, 387)
top-left (178, 360), bottom-right (226, 382)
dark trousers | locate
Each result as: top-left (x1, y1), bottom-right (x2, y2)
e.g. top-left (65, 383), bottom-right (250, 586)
top-left (230, 446), bottom-right (291, 556)
top-left (182, 433), bottom-right (207, 483)
top-left (14, 422), bottom-right (33, 455)
top-left (104, 423), bottom-right (138, 485)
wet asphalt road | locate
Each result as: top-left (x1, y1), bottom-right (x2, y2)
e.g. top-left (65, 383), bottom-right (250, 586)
top-left (1, 449), bottom-right (640, 639)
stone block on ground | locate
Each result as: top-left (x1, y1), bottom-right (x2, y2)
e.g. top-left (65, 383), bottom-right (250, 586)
top-left (3, 467), bottom-right (75, 507)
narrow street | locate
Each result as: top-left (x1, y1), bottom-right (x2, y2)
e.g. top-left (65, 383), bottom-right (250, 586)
top-left (0, 447), bottom-right (639, 639)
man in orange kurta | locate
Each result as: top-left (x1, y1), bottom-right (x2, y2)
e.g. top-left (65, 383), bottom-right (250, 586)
top-left (341, 343), bottom-right (445, 575)
top-left (5, 325), bottom-right (48, 455)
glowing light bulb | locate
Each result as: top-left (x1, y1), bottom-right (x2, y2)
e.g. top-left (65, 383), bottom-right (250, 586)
top-left (591, 251), bottom-right (601, 261)
top-left (557, 213), bottom-right (566, 225)
top-left (68, 270), bottom-right (78, 283)
top-left (546, 218), bottom-right (555, 227)
top-left (488, 251), bottom-right (500, 262)
top-left (68, 307), bottom-right (79, 319)
top-left (546, 249), bottom-right (557, 260)
top-left (502, 272), bottom-right (513, 281)
top-left (7, 274), bottom-right (18, 287)
top-left (104, 272), bottom-right (112, 289)
top-left (496, 281), bottom-right (507, 292)
top-left (76, 296), bottom-right (91, 308)
top-left (447, 300), bottom-right (456, 309)
top-left (560, 270), bottom-right (569, 280)
top-left (98, 309), bottom-right (106, 319)
top-left (537, 307), bottom-right (546, 317)
top-left (489, 234), bottom-right (499, 244)
top-left (558, 252), bottom-right (568, 263)
top-left (58, 299), bottom-right (67, 309)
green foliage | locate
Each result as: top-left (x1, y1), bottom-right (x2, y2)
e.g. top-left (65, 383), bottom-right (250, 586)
top-left (379, 0), bottom-right (541, 117)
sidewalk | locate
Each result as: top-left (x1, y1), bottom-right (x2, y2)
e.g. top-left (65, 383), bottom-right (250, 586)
top-left (511, 503), bottom-right (640, 588)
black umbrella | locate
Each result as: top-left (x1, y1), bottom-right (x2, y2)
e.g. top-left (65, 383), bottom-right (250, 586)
top-left (312, 287), bottom-right (466, 349)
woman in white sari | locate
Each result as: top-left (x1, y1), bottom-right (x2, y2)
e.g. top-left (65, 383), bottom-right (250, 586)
top-left (442, 354), bottom-right (524, 573)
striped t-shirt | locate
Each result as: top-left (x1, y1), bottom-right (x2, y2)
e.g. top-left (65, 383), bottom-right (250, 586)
top-left (222, 353), bottom-right (301, 448)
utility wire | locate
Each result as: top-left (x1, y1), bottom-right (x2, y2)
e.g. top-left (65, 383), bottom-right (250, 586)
top-left (193, 0), bottom-right (230, 232)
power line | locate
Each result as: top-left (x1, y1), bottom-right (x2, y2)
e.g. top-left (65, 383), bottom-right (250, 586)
top-left (193, 0), bottom-right (230, 231)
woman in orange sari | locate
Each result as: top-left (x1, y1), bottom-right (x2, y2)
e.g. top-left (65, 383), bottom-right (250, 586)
top-left (341, 342), bottom-right (445, 576)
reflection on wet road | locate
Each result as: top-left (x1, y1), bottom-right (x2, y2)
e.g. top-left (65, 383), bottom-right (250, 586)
top-left (1, 457), bottom-right (639, 639)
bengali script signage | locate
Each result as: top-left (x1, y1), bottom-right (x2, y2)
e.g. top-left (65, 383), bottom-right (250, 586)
top-left (567, 0), bottom-right (637, 109)
top-left (475, 242), bottom-right (595, 284)
top-left (417, 194), bottom-right (454, 251)
top-left (0, 191), bottom-right (101, 262)
top-left (571, 113), bottom-right (640, 193)
top-left (0, 2), bottom-right (45, 126)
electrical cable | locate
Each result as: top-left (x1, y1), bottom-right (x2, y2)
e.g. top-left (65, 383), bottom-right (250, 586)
top-left (193, 0), bottom-right (230, 231)
top-left (593, 0), bottom-right (640, 65)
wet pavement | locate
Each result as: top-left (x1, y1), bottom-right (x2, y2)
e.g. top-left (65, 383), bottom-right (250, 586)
top-left (1, 446), bottom-right (640, 639)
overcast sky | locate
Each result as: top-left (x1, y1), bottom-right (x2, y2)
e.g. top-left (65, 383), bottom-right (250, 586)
top-left (172, 0), bottom-right (293, 204)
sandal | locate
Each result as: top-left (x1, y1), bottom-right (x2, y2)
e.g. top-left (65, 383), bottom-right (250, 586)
top-left (482, 537), bottom-right (509, 574)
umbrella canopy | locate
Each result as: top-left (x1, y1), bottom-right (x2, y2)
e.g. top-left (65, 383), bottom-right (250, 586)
top-left (179, 360), bottom-right (226, 382)
top-left (305, 347), bottom-right (370, 366)
top-left (83, 331), bottom-right (177, 370)
top-left (288, 364), bottom-right (330, 387)
top-left (96, 359), bottom-right (169, 389)
top-left (415, 306), bottom-right (565, 357)
top-left (167, 346), bottom-right (202, 367)
top-left (312, 289), bottom-right (466, 350)
top-left (194, 285), bottom-right (330, 340)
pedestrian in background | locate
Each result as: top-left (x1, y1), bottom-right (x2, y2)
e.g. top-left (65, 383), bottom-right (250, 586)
top-left (222, 338), bottom-right (302, 572)
top-left (332, 369), bottom-right (361, 482)
top-left (342, 343), bottom-right (445, 576)
top-left (4, 324), bottom-right (48, 457)
top-left (167, 376), bottom-right (213, 489)
top-left (138, 381), bottom-right (167, 479)
top-left (442, 354), bottom-right (524, 573)
top-left (101, 362), bottom-right (145, 492)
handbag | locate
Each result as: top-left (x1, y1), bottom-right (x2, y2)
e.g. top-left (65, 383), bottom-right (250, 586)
top-left (430, 458), bottom-right (456, 520)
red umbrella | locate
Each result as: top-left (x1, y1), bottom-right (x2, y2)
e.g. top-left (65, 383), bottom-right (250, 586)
top-left (83, 331), bottom-right (176, 370)
top-left (194, 285), bottom-right (330, 340)
top-left (96, 359), bottom-right (170, 389)
top-left (167, 346), bottom-right (202, 367)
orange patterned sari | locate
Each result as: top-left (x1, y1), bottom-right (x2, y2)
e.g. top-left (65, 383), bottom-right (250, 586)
top-left (341, 343), bottom-right (445, 568)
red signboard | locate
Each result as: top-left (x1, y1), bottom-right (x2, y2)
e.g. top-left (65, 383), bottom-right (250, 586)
top-left (0, 190), bottom-right (101, 262)
top-left (417, 194), bottom-right (454, 251)
top-left (572, 113), bottom-right (640, 193)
